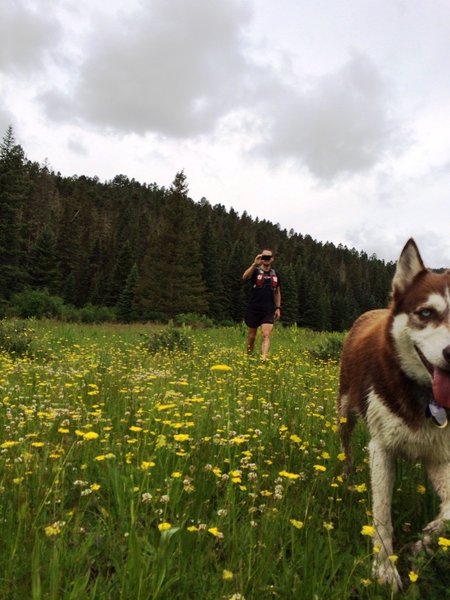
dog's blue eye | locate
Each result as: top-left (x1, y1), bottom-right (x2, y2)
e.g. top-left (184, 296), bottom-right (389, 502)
top-left (418, 308), bottom-right (432, 318)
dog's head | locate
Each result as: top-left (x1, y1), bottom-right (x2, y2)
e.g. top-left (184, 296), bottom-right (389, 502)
top-left (391, 239), bottom-right (450, 407)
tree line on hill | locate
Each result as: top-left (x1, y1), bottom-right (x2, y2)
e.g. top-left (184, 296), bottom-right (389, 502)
top-left (0, 125), bottom-right (395, 330)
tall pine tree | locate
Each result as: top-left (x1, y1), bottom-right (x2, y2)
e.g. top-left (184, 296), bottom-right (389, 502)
top-left (28, 224), bottom-right (60, 293)
top-left (136, 171), bottom-right (208, 317)
top-left (0, 126), bottom-right (29, 299)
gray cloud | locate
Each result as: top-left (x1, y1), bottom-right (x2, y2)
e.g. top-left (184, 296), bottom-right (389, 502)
top-left (0, 1), bottom-right (60, 73)
top-left (253, 52), bottom-right (409, 180)
top-left (41, 0), bottom-right (256, 137)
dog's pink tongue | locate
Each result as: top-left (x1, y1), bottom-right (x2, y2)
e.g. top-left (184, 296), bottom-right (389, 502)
top-left (432, 367), bottom-right (450, 408)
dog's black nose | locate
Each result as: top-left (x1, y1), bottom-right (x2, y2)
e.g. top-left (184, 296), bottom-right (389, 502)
top-left (443, 345), bottom-right (450, 363)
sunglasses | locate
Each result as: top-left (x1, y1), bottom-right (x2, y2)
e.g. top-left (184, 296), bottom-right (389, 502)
top-left (261, 255), bottom-right (273, 260)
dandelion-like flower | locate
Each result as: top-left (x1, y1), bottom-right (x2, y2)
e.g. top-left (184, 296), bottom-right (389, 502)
top-left (279, 470), bottom-right (301, 480)
top-left (222, 569), bottom-right (234, 581)
top-left (289, 519), bottom-right (304, 529)
top-left (45, 520), bottom-right (66, 537)
top-left (208, 527), bottom-right (224, 539)
top-left (210, 364), bottom-right (232, 372)
top-left (361, 525), bottom-right (375, 537)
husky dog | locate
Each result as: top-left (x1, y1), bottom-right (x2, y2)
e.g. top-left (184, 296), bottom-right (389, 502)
top-left (338, 239), bottom-right (450, 589)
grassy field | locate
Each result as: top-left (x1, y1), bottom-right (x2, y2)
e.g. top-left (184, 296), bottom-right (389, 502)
top-left (0, 320), bottom-right (447, 599)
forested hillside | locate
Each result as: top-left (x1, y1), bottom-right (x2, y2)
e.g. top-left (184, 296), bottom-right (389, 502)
top-left (0, 126), bottom-right (394, 330)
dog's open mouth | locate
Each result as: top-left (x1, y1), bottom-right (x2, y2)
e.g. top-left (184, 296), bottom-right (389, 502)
top-left (415, 345), bottom-right (450, 408)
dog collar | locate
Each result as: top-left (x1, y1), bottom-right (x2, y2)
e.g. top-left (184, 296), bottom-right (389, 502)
top-left (426, 402), bottom-right (448, 428)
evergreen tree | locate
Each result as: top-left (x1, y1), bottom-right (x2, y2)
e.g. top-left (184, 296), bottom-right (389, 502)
top-left (277, 263), bottom-right (298, 325)
top-left (116, 263), bottom-right (139, 322)
top-left (136, 171), bottom-right (208, 317)
top-left (201, 222), bottom-right (228, 322)
top-left (228, 241), bottom-right (252, 322)
top-left (28, 224), bottom-right (60, 293)
top-left (0, 126), bottom-right (28, 298)
top-left (108, 239), bottom-right (133, 305)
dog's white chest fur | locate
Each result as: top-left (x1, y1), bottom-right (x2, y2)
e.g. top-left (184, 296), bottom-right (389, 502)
top-left (367, 389), bottom-right (450, 462)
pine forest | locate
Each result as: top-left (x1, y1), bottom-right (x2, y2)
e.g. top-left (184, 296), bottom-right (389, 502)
top-left (0, 126), bottom-right (395, 331)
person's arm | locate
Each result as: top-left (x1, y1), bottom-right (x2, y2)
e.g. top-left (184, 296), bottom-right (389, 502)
top-left (243, 254), bottom-right (262, 281)
top-left (274, 286), bottom-right (281, 320)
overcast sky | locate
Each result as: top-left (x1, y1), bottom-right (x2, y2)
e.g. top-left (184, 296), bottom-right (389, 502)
top-left (2, 0), bottom-right (450, 267)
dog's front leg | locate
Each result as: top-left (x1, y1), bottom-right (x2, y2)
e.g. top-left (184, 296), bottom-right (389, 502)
top-left (423, 460), bottom-right (450, 536)
top-left (369, 439), bottom-right (402, 590)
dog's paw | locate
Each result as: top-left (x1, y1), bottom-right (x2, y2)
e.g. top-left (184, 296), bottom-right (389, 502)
top-left (412, 534), bottom-right (434, 556)
top-left (423, 518), bottom-right (444, 535)
top-left (372, 558), bottom-right (403, 592)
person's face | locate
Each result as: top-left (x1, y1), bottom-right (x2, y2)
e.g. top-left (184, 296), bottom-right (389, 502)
top-left (261, 251), bottom-right (274, 266)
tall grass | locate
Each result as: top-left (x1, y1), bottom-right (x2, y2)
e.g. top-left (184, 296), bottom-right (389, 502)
top-left (0, 321), bottom-right (445, 599)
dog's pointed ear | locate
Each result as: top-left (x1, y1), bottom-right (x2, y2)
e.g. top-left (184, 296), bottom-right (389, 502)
top-left (392, 238), bottom-right (426, 294)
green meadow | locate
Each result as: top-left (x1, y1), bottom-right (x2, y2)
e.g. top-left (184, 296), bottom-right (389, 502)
top-left (0, 321), bottom-right (448, 599)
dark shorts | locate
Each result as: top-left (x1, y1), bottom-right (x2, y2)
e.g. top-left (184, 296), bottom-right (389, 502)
top-left (245, 312), bottom-right (275, 329)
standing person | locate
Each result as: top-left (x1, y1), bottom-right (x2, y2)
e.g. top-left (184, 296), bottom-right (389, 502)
top-left (242, 249), bottom-right (281, 360)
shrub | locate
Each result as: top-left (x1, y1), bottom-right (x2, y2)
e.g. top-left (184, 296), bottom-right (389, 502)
top-left (142, 325), bottom-right (192, 354)
top-left (79, 304), bottom-right (116, 323)
top-left (310, 331), bottom-right (345, 361)
top-left (174, 313), bottom-right (214, 328)
top-left (10, 289), bottom-right (64, 319)
top-left (144, 311), bottom-right (170, 324)
top-left (0, 318), bottom-right (34, 357)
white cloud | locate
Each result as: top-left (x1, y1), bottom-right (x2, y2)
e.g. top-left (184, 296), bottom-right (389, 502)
top-left (252, 51), bottom-right (410, 180)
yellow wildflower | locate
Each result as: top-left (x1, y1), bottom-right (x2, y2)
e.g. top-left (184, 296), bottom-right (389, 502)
top-left (158, 522), bottom-right (172, 532)
top-left (210, 364), bottom-right (232, 372)
top-left (0, 441), bottom-right (19, 449)
top-left (223, 569), bottom-right (234, 581)
top-left (208, 527), bottom-right (224, 539)
top-left (279, 470), bottom-right (301, 480)
top-left (355, 483), bottom-right (367, 493)
top-left (361, 525), bottom-right (375, 537)
top-left (438, 536), bottom-right (450, 549)
top-left (290, 519), bottom-right (304, 529)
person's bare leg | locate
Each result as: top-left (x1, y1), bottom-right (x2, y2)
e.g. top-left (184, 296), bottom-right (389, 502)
top-left (247, 328), bottom-right (257, 354)
top-left (261, 324), bottom-right (273, 359)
